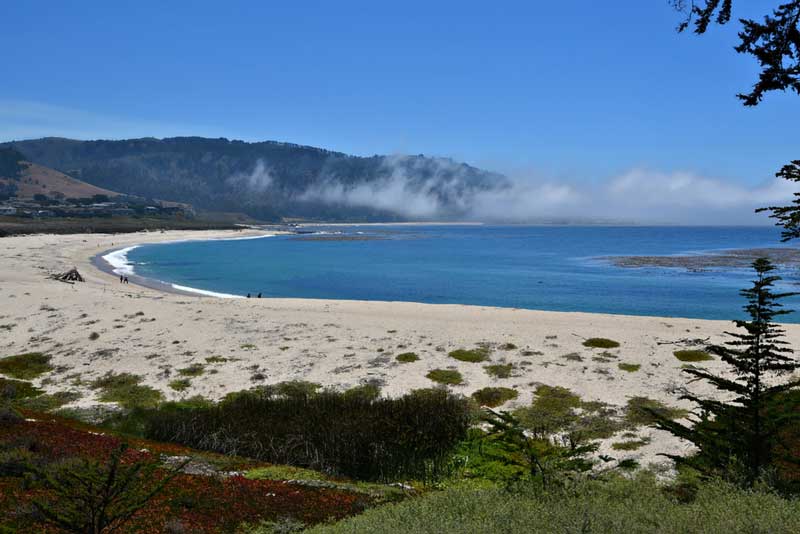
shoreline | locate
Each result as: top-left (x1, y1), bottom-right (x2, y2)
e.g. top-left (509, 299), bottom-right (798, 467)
top-left (4, 229), bottom-right (800, 468)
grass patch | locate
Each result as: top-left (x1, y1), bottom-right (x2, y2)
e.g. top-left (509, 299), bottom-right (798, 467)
top-left (562, 352), bottom-right (584, 362)
top-left (0, 352), bottom-right (52, 380)
top-left (205, 356), bottom-right (228, 363)
top-left (396, 352), bottom-right (420, 363)
top-left (625, 396), bottom-right (688, 427)
top-left (240, 343), bottom-right (257, 350)
top-left (307, 474), bottom-right (800, 534)
top-left (483, 363), bottom-right (513, 379)
top-left (471, 387), bottom-right (519, 408)
top-left (89, 332), bottom-right (100, 341)
top-left (514, 384), bottom-right (582, 432)
top-left (426, 369), bottom-right (464, 385)
top-left (611, 437), bottom-right (651, 451)
top-left (448, 348), bottom-right (490, 363)
top-left (245, 465), bottom-right (329, 482)
top-left (16, 390), bottom-right (82, 411)
top-left (618, 363), bottom-right (641, 373)
top-left (169, 379), bottom-right (192, 392)
top-left (498, 343), bottom-right (517, 350)
top-left (582, 338), bottom-right (620, 349)
top-left (674, 350), bottom-right (713, 362)
top-left (178, 363), bottom-right (205, 377)
top-left (0, 377), bottom-right (44, 399)
top-left (90, 372), bottom-right (164, 409)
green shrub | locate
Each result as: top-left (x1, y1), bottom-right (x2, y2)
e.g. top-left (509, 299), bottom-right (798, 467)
top-left (499, 343), bottom-right (518, 351)
top-left (343, 383), bottom-right (382, 402)
top-left (484, 364), bottom-right (513, 378)
top-left (426, 369), bottom-right (464, 385)
top-left (471, 387), bottom-right (518, 407)
top-left (582, 338), bottom-right (620, 349)
top-left (169, 379), bottom-right (191, 392)
top-left (178, 363), bottom-right (205, 377)
top-left (396, 352), bottom-right (420, 363)
top-left (205, 356), bottom-right (228, 363)
top-left (617, 363), bottom-right (641, 372)
top-left (673, 350), bottom-right (713, 362)
top-left (0, 352), bottom-right (52, 380)
top-left (448, 348), bottom-right (490, 363)
top-left (90, 372), bottom-right (164, 409)
top-left (143, 388), bottom-right (470, 482)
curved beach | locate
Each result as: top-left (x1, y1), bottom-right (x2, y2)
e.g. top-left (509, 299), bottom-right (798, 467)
top-left (4, 229), bottom-right (800, 467)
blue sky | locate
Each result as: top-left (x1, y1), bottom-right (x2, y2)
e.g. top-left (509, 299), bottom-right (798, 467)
top-left (1, 1), bottom-right (796, 194)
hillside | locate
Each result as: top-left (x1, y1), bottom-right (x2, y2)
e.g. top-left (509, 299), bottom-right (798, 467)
top-left (1, 137), bottom-right (509, 222)
top-left (0, 147), bottom-right (120, 201)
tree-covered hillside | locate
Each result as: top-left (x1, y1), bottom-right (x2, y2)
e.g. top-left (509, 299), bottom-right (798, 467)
top-left (1, 137), bottom-right (508, 222)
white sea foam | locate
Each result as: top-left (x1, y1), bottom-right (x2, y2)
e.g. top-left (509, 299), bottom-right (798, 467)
top-left (170, 284), bottom-right (244, 298)
top-left (102, 246), bottom-right (139, 276)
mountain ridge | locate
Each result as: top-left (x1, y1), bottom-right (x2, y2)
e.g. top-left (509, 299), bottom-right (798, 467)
top-left (2, 137), bottom-right (508, 222)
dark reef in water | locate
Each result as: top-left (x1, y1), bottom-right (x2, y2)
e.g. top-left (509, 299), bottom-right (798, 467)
top-left (604, 248), bottom-right (800, 270)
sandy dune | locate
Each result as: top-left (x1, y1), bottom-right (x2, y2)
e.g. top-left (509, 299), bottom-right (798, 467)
top-left (3, 229), bottom-right (798, 467)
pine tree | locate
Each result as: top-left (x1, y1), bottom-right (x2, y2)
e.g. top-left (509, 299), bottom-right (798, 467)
top-left (656, 258), bottom-right (800, 485)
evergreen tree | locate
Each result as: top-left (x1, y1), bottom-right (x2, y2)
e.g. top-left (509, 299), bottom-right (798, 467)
top-left (656, 258), bottom-right (800, 485)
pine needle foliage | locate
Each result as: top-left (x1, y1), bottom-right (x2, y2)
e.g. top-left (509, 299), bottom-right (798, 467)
top-left (655, 259), bottom-right (800, 486)
top-left (27, 444), bottom-right (187, 534)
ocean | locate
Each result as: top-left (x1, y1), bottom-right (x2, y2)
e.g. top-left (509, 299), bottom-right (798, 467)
top-left (111, 225), bottom-right (800, 322)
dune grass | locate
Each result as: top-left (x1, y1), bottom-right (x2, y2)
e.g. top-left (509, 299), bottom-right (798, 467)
top-left (484, 363), bottom-right (513, 379)
top-left (471, 387), bottom-right (519, 408)
top-left (618, 363), bottom-right (641, 373)
top-left (0, 352), bottom-right (53, 380)
top-left (396, 352), bottom-right (420, 363)
top-left (90, 372), bottom-right (164, 409)
top-left (0, 377), bottom-right (44, 399)
top-left (582, 338), bottom-right (620, 349)
top-left (178, 363), bottom-right (205, 377)
top-left (674, 350), bottom-right (714, 362)
top-left (169, 378), bottom-right (192, 392)
top-left (449, 348), bottom-right (491, 363)
top-left (426, 369), bottom-right (464, 385)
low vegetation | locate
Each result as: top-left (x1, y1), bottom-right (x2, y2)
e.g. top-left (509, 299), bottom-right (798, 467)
top-left (625, 396), bottom-right (687, 427)
top-left (395, 352), bottom-right (420, 363)
top-left (169, 379), bottom-right (191, 392)
top-left (90, 372), bottom-right (164, 410)
top-left (483, 363), bottom-right (513, 378)
top-left (471, 387), bottom-right (519, 408)
top-left (582, 338), bottom-right (620, 349)
top-left (178, 363), bottom-right (205, 377)
top-left (308, 474), bottom-right (800, 534)
top-left (0, 352), bottom-right (52, 380)
top-left (426, 369), bottom-right (464, 385)
top-left (618, 362), bottom-right (641, 372)
top-left (673, 349), bottom-right (714, 362)
top-left (448, 347), bottom-right (490, 363)
top-left (142, 387), bottom-right (470, 481)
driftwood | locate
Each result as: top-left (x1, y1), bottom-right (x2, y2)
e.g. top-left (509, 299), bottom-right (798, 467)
top-left (51, 268), bottom-right (84, 283)
top-left (656, 337), bottom-right (710, 347)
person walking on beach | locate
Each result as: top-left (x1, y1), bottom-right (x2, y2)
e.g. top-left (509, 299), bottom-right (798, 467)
top-left (123, 276), bottom-right (129, 284)
top-left (120, 275), bottom-right (123, 283)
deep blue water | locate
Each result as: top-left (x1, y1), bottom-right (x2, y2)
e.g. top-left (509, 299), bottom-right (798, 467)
top-left (125, 225), bottom-right (800, 322)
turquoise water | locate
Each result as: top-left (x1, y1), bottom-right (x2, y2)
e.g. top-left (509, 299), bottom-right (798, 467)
top-left (125, 225), bottom-right (800, 322)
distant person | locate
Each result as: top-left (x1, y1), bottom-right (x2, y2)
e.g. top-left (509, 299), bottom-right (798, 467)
top-left (257, 292), bottom-right (262, 298)
top-left (247, 293), bottom-right (251, 298)
top-left (119, 275), bottom-right (123, 283)
top-left (123, 276), bottom-right (129, 284)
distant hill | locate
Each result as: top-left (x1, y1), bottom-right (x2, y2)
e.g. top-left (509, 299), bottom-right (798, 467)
top-left (1, 137), bottom-right (509, 222)
top-left (0, 147), bottom-right (119, 201)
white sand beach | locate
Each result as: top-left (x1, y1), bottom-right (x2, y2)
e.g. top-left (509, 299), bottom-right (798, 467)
top-left (3, 229), bottom-right (799, 467)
